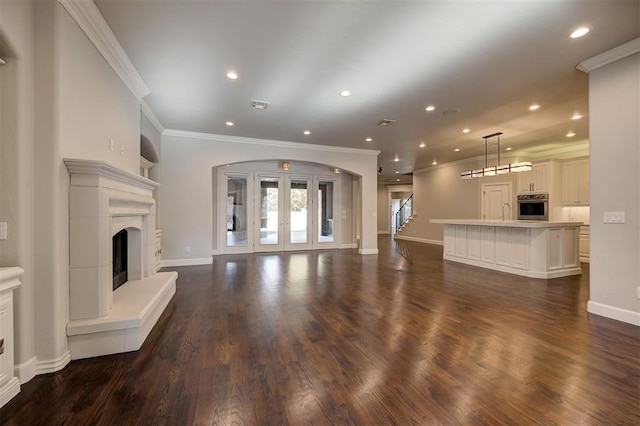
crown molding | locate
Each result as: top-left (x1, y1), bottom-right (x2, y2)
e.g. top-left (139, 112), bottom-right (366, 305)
top-left (577, 37), bottom-right (640, 73)
top-left (520, 141), bottom-right (589, 159)
top-left (57, 0), bottom-right (150, 101)
top-left (162, 129), bottom-right (381, 157)
top-left (141, 101), bottom-right (165, 134)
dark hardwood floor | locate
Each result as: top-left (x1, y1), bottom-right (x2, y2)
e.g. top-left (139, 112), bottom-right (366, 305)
top-left (2, 236), bottom-right (639, 425)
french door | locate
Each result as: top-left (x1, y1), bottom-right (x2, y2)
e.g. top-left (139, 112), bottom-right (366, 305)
top-left (222, 171), bottom-right (339, 253)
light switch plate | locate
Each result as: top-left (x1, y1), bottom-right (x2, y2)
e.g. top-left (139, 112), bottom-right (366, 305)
top-left (603, 212), bottom-right (625, 224)
top-left (0, 222), bottom-right (7, 240)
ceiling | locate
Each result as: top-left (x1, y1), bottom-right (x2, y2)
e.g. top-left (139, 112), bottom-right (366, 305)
top-left (94, 0), bottom-right (639, 183)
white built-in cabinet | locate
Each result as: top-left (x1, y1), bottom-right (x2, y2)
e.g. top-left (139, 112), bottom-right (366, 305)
top-left (517, 161), bottom-right (551, 193)
top-left (0, 267), bottom-right (23, 408)
top-left (562, 158), bottom-right (590, 205)
top-left (155, 229), bottom-right (162, 272)
top-left (579, 226), bottom-right (590, 263)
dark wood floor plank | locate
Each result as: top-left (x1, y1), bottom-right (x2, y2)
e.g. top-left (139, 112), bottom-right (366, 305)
top-left (2, 235), bottom-right (639, 425)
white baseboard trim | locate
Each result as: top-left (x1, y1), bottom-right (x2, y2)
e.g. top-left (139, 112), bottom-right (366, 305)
top-left (341, 243), bottom-right (358, 249)
top-left (587, 301), bottom-right (640, 326)
top-left (359, 248), bottom-right (379, 255)
top-left (394, 235), bottom-right (444, 246)
top-left (35, 351), bottom-right (71, 376)
top-left (0, 377), bottom-right (20, 408)
top-left (15, 356), bottom-right (37, 384)
top-left (162, 257), bottom-right (213, 267)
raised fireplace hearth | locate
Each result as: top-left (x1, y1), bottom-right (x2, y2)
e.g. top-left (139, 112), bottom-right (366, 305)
top-left (64, 159), bottom-right (177, 360)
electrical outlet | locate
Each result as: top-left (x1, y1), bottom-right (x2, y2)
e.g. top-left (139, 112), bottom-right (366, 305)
top-left (185, 246), bottom-right (191, 253)
top-left (0, 222), bottom-right (7, 240)
top-left (603, 212), bottom-right (625, 224)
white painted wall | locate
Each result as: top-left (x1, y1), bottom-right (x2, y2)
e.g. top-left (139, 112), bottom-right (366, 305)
top-left (160, 131), bottom-right (379, 262)
top-left (0, 0), bottom-right (145, 383)
top-left (587, 50), bottom-right (639, 325)
top-left (376, 184), bottom-right (389, 233)
top-left (0, 0), bottom-right (37, 381)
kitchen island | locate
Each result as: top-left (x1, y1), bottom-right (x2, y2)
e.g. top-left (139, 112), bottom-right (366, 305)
top-left (430, 219), bottom-right (584, 279)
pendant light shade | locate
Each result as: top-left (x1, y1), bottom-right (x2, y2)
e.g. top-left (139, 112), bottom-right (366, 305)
top-left (460, 132), bottom-right (531, 179)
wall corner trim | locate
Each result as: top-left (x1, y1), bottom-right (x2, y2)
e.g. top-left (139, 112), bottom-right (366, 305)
top-left (577, 37), bottom-right (640, 73)
top-left (57, 0), bottom-right (151, 101)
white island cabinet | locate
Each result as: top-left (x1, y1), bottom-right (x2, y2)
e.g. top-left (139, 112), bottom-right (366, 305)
top-left (430, 220), bottom-right (583, 279)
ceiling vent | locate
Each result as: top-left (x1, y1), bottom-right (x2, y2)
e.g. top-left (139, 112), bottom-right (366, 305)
top-left (250, 99), bottom-right (270, 110)
top-left (377, 118), bottom-right (396, 127)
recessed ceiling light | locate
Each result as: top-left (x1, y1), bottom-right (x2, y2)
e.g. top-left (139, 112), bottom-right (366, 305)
top-left (462, 128), bottom-right (470, 133)
top-left (303, 130), bottom-right (311, 135)
top-left (365, 137), bottom-right (373, 142)
top-left (506, 147), bottom-right (512, 151)
top-left (225, 121), bottom-right (234, 126)
top-left (395, 171), bottom-right (399, 174)
top-left (566, 131), bottom-right (576, 137)
top-left (419, 142), bottom-right (426, 148)
top-left (570, 26), bottom-right (590, 39)
top-left (226, 71), bottom-right (238, 80)
top-left (432, 160), bottom-right (437, 165)
top-left (394, 156), bottom-right (399, 162)
top-left (571, 113), bottom-right (583, 120)
top-left (425, 105), bottom-right (436, 112)
top-left (396, 179), bottom-right (401, 182)
top-left (454, 148), bottom-right (460, 152)
top-left (529, 104), bottom-right (541, 111)
top-left (340, 90), bottom-right (351, 97)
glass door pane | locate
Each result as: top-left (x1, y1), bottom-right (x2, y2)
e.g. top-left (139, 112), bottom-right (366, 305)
top-left (226, 176), bottom-right (248, 247)
top-left (259, 178), bottom-right (280, 245)
top-left (317, 180), bottom-right (334, 243)
top-left (289, 180), bottom-right (308, 244)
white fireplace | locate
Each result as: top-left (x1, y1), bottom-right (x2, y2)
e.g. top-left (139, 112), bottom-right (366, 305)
top-left (64, 159), bottom-right (177, 360)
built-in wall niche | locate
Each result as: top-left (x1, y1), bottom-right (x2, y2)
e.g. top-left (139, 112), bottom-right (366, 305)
top-left (140, 156), bottom-right (154, 178)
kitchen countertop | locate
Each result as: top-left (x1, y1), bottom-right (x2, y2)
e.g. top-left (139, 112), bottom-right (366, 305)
top-left (430, 219), bottom-right (584, 228)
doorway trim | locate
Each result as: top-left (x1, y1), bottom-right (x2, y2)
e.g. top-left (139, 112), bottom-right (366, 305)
top-left (480, 182), bottom-right (513, 221)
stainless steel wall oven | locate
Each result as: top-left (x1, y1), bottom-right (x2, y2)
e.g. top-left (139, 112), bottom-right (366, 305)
top-left (517, 193), bottom-right (548, 220)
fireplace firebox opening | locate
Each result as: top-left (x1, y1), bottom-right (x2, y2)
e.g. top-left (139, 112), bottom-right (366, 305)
top-left (113, 229), bottom-right (128, 291)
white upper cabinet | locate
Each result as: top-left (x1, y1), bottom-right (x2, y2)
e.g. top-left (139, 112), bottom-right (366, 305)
top-left (517, 161), bottom-right (551, 193)
top-left (562, 158), bottom-right (589, 205)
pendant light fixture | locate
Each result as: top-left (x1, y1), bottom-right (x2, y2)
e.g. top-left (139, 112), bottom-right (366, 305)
top-left (460, 132), bottom-right (531, 179)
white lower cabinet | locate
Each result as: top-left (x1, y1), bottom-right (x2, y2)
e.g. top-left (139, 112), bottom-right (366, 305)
top-left (454, 225), bottom-right (467, 258)
top-left (467, 226), bottom-right (482, 261)
top-left (495, 228), bottom-right (528, 269)
top-left (480, 227), bottom-right (495, 263)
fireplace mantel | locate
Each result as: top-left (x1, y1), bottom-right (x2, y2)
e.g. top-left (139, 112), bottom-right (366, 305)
top-left (64, 158), bottom-right (158, 193)
top-left (64, 159), bottom-right (176, 360)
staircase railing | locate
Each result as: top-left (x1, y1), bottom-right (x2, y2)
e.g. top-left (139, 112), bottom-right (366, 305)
top-left (394, 194), bottom-right (413, 234)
